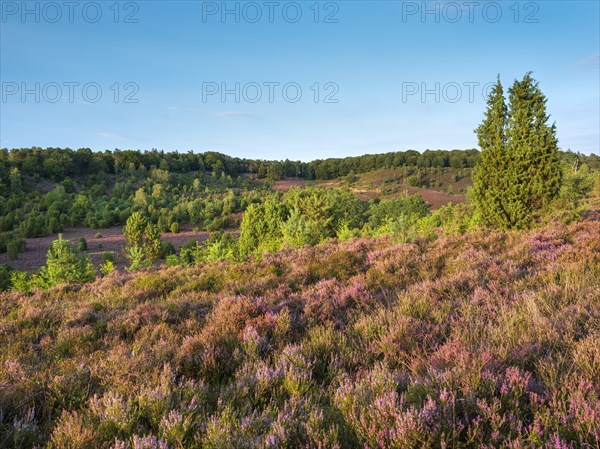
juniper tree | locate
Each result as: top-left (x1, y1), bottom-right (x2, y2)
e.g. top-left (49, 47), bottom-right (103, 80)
top-left (472, 76), bottom-right (509, 227)
top-left (43, 234), bottom-right (95, 286)
top-left (472, 73), bottom-right (561, 229)
top-left (123, 212), bottom-right (162, 269)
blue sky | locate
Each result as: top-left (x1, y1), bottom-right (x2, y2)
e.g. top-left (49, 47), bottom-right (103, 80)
top-left (1, 0), bottom-right (598, 161)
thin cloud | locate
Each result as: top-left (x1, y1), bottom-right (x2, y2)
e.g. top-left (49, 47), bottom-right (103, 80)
top-left (166, 105), bottom-right (203, 113)
top-left (209, 111), bottom-right (255, 119)
top-left (574, 52), bottom-right (599, 67)
top-left (98, 132), bottom-right (121, 139)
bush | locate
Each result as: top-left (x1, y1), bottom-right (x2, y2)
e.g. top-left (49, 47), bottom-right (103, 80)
top-left (160, 240), bottom-right (176, 259)
top-left (206, 216), bottom-right (229, 232)
top-left (43, 235), bottom-right (96, 286)
top-left (94, 233), bottom-right (103, 239)
top-left (77, 237), bottom-right (88, 252)
top-left (2, 234), bottom-right (26, 260)
top-left (123, 213), bottom-right (161, 269)
top-left (407, 176), bottom-right (420, 187)
top-left (166, 254), bottom-right (179, 266)
top-left (0, 263), bottom-right (13, 291)
top-left (100, 260), bottom-right (115, 276)
top-left (7, 240), bottom-right (21, 261)
top-left (10, 270), bottom-right (32, 292)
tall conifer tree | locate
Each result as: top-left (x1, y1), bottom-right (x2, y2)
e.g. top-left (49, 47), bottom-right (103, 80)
top-left (473, 73), bottom-right (561, 229)
top-left (472, 76), bottom-right (509, 227)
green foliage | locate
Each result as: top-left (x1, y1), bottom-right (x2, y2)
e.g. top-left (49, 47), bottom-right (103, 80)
top-left (160, 240), bottom-right (176, 259)
top-left (336, 221), bottom-right (361, 242)
top-left (238, 187), bottom-right (367, 255)
top-left (0, 263), bottom-right (13, 291)
top-left (166, 254), bottom-right (179, 266)
top-left (123, 212), bottom-right (147, 248)
top-left (127, 245), bottom-right (149, 271)
top-left (43, 234), bottom-right (96, 286)
top-left (205, 216), bottom-right (229, 232)
top-left (77, 237), bottom-right (88, 252)
top-left (10, 270), bottom-right (31, 293)
top-left (199, 232), bottom-right (240, 262)
top-left (178, 239), bottom-right (200, 266)
top-left (0, 147), bottom-right (593, 246)
top-left (0, 232), bottom-right (26, 259)
top-left (406, 175), bottom-right (420, 187)
top-left (123, 212), bottom-right (162, 270)
top-left (473, 73), bottom-right (562, 229)
top-left (100, 260), bottom-right (115, 276)
top-left (557, 161), bottom-right (596, 206)
top-left (6, 239), bottom-right (22, 261)
top-left (170, 221), bottom-right (180, 233)
top-left (238, 197), bottom-right (287, 256)
top-left (367, 195), bottom-right (430, 231)
top-left (281, 207), bottom-right (322, 247)
top-left (201, 239), bottom-right (238, 262)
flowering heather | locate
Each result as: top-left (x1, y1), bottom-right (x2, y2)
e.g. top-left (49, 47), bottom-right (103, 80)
top-left (0, 218), bottom-right (599, 448)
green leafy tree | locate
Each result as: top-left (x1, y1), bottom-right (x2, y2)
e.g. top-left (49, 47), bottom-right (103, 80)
top-left (473, 73), bottom-right (562, 229)
top-left (123, 212), bottom-right (162, 269)
top-left (127, 245), bottom-right (148, 271)
top-left (100, 260), bottom-right (115, 276)
top-left (144, 221), bottom-right (162, 264)
top-left (6, 241), bottom-right (19, 261)
top-left (9, 167), bottom-right (22, 193)
top-left (77, 237), bottom-right (88, 252)
top-left (0, 264), bottom-right (13, 291)
top-left (238, 198), bottom-right (287, 256)
top-left (367, 195), bottom-right (430, 230)
top-left (471, 76), bottom-right (508, 227)
top-left (281, 207), bottom-right (321, 247)
top-left (124, 212), bottom-right (147, 248)
top-left (43, 234), bottom-right (95, 286)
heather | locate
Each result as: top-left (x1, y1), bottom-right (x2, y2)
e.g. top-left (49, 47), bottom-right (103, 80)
top-left (1, 215), bottom-right (598, 448)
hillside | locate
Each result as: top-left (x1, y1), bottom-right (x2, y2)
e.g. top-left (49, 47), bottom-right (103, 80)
top-left (2, 148), bottom-right (597, 275)
top-left (1, 216), bottom-right (598, 448)
top-left (273, 166), bottom-right (469, 206)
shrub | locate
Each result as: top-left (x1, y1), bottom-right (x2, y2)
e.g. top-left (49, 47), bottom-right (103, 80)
top-left (10, 270), bottom-right (31, 292)
top-left (77, 237), bottom-right (88, 252)
top-left (100, 260), bottom-right (115, 276)
top-left (0, 263), bottom-right (13, 291)
top-left (206, 216), bottom-right (229, 232)
top-left (123, 213), bottom-right (162, 269)
top-left (170, 222), bottom-right (180, 234)
top-left (1, 216), bottom-right (599, 447)
top-left (43, 235), bottom-right (96, 286)
top-left (160, 240), bottom-right (176, 259)
top-left (166, 254), bottom-right (179, 266)
top-left (306, 250), bottom-right (364, 283)
top-left (7, 239), bottom-right (20, 260)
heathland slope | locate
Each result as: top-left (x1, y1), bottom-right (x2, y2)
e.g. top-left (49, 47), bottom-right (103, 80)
top-left (1, 216), bottom-right (598, 448)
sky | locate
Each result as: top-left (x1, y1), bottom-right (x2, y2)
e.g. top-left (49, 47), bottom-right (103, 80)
top-left (1, 0), bottom-right (599, 161)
